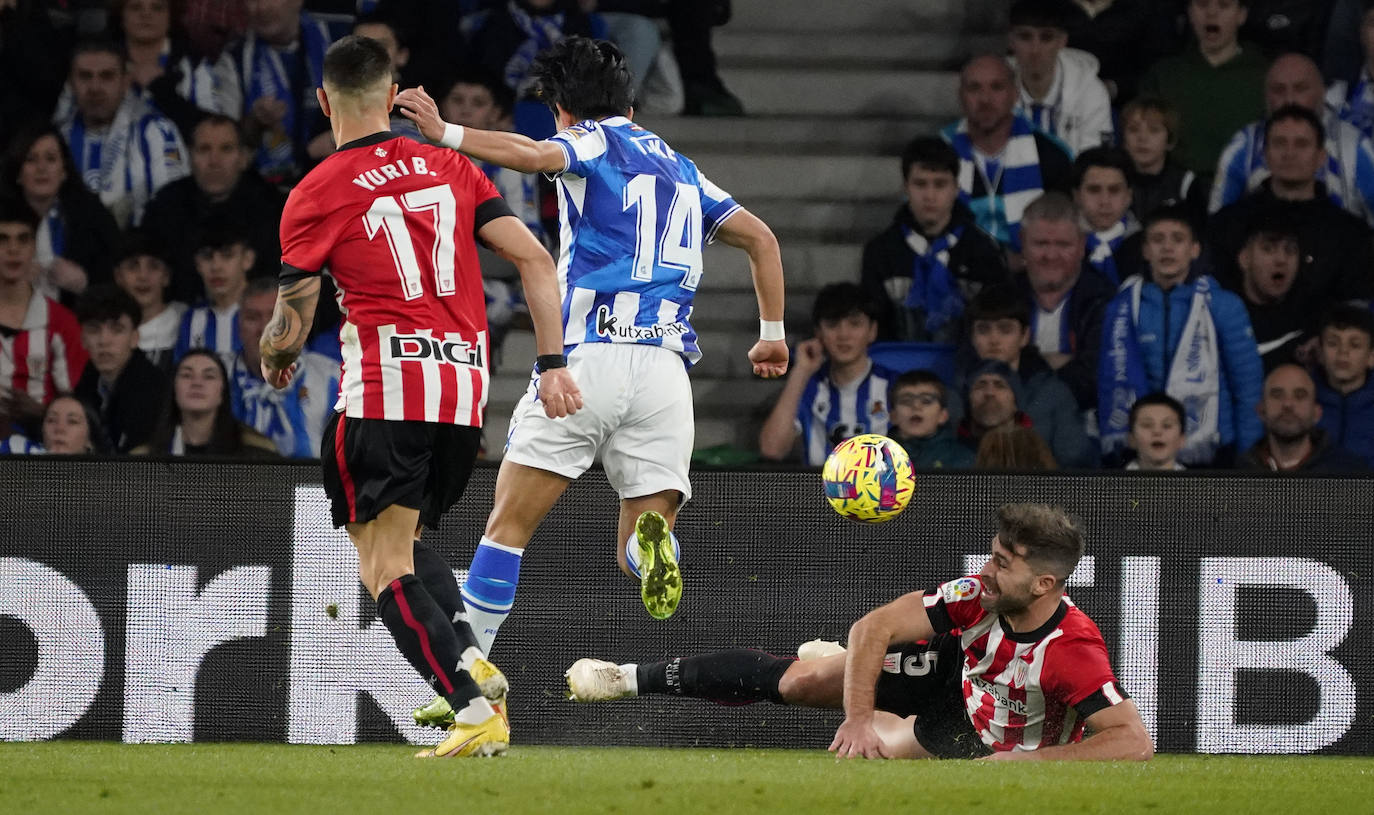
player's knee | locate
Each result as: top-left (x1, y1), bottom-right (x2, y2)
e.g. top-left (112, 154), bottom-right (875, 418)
top-left (777, 663), bottom-right (824, 705)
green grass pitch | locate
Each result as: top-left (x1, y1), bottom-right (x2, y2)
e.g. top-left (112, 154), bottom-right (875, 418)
top-left (2, 743), bottom-right (1372, 814)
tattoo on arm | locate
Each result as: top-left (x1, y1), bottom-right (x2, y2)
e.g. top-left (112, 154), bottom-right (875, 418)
top-left (260, 276), bottom-right (321, 370)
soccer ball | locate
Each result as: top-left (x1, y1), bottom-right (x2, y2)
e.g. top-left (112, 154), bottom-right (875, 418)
top-left (821, 434), bottom-right (916, 523)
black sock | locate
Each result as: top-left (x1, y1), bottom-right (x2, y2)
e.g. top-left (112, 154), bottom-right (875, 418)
top-left (412, 540), bottom-right (479, 652)
top-left (376, 573), bottom-right (482, 707)
top-left (635, 649), bottom-right (791, 704)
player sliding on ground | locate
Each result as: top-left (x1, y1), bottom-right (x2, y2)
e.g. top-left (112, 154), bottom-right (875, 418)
top-left (260, 35), bottom-right (581, 758)
top-left (566, 504), bottom-right (1155, 761)
top-left (394, 37), bottom-right (790, 729)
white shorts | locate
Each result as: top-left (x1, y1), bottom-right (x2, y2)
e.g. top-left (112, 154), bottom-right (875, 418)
top-left (503, 343), bottom-right (694, 501)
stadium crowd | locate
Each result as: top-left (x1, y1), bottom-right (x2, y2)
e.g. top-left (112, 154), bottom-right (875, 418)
top-left (0, 0), bottom-right (1371, 471)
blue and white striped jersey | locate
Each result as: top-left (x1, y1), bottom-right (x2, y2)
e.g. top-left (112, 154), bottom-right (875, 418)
top-left (796, 361), bottom-right (897, 467)
top-left (0, 434), bottom-right (43, 455)
top-left (229, 351), bottom-right (339, 458)
top-left (549, 116), bottom-right (741, 367)
top-left (174, 303), bottom-right (240, 371)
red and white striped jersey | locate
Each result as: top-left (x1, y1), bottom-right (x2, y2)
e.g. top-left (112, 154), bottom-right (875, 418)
top-left (922, 575), bottom-right (1128, 753)
top-left (0, 290), bottom-right (87, 406)
top-left (280, 132), bottom-right (511, 426)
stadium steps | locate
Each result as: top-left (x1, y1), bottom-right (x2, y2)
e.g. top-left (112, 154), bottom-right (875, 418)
top-left (481, 0), bottom-right (1001, 457)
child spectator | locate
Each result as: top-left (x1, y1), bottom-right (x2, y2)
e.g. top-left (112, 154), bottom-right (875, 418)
top-left (72, 284), bottom-right (170, 453)
top-left (1241, 363), bottom-right (1368, 470)
top-left (1007, 0), bottom-right (1114, 156)
top-left (1314, 304), bottom-right (1374, 466)
top-left (1072, 146), bottom-right (1142, 285)
top-left (1138, 0), bottom-right (1268, 181)
top-left (963, 285), bottom-right (1098, 467)
top-left (1125, 392), bottom-right (1187, 470)
top-left (0, 198), bottom-right (87, 434)
top-left (860, 137), bottom-right (1008, 343)
top-left (133, 348), bottom-right (276, 456)
top-left (1232, 211), bottom-right (1308, 371)
top-left (41, 393), bottom-right (109, 454)
top-left (943, 55), bottom-right (1074, 253)
top-left (888, 370), bottom-right (974, 469)
top-left (1099, 205), bottom-right (1264, 465)
top-left (112, 230), bottom-right (184, 372)
top-left (758, 283), bottom-right (896, 466)
top-left (1120, 97), bottom-right (1209, 226)
top-left (3, 123), bottom-right (122, 306)
top-left (975, 424), bottom-right (1059, 469)
top-left (229, 277), bottom-right (339, 458)
top-left (174, 221), bottom-right (253, 369)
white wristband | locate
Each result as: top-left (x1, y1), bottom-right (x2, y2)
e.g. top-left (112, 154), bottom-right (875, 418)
top-left (760, 319), bottom-right (785, 342)
top-left (439, 123), bottom-right (465, 151)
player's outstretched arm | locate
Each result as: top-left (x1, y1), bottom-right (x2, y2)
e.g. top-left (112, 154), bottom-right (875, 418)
top-left (982, 699), bottom-right (1154, 762)
top-left (260, 274), bottom-right (321, 389)
top-left (477, 215), bottom-right (583, 418)
top-left (713, 209), bottom-right (789, 380)
top-left (395, 87), bottom-right (566, 175)
top-left (830, 591), bottom-right (937, 760)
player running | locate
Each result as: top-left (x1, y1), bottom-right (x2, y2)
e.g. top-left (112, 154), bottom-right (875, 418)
top-left (260, 35), bottom-right (581, 758)
top-left (394, 38), bottom-right (788, 660)
top-left (565, 504), bottom-right (1155, 761)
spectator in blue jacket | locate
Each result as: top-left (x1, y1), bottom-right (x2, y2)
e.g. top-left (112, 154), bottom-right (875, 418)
top-left (1314, 303), bottom-right (1374, 466)
top-left (1099, 205), bottom-right (1264, 465)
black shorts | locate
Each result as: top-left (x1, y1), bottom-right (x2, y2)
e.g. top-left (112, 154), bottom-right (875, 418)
top-left (321, 412), bottom-right (482, 529)
top-left (873, 634), bottom-right (989, 759)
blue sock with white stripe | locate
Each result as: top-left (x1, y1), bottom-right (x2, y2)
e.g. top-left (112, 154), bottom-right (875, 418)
top-left (460, 537), bottom-right (524, 656)
top-left (625, 529), bottom-right (682, 578)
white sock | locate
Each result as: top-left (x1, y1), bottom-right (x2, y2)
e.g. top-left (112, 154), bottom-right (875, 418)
top-left (621, 663), bottom-right (639, 695)
top-left (454, 695), bottom-right (496, 725)
top-left (458, 646), bottom-right (485, 672)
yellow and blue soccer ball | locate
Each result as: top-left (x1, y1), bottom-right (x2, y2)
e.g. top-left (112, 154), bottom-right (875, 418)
top-left (821, 434), bottom-right (916, 523)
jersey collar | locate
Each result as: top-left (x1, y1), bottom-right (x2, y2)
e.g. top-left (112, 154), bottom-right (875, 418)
top-left (998, 599), bottom-right (1069, 643)
top-left (336, 130), bottom-right (400, 152)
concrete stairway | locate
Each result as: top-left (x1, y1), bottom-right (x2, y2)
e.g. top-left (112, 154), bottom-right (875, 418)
top-left (480, 0), bottom-right (1004, 457)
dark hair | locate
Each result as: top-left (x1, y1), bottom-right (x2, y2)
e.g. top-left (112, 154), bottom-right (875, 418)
top-left (192, 114), bottom-right (253, 150)
top-left (811, 282), bottom-right (879, 325)
top-left (1264, 103), bottom-right (1325, 144)
top-left (1128, 391), bottom-right (1186, 430)
top-left (145, 349), bottom-right (247, 455)
top-left (1240, 207), bottom-right (1301, 247)
top-left (996, 503), bottom-right (1085, 582)
top-left (891, 369), bottom-right (949, 407)
top-left (976, 426), bottom-right (1057, 470)
top-left (71, 37), bottom-right (127, 69)
top-left (42, 393), bottom-right (111, 455)
top-left (3, 122), bottom-right (82, 197)
top-left (111, 0), bottom-right (189, 45)
top-left (243, 276), bottom-right (279, 301)
top-left (1072, 146), bottom-right (1133, 189)
top-left (967, 284), bottom-right (1031, 328)
top-left (75, 284), bottom-right (142, 328)
top-left (195, 218), bottom-right (252, 252)
top-left (436, 67), bottom-right (516, 117)
top-left (322, 34), bottom-right (394, 93)
top-left (1319, 303), bottom-right (1374, 343)
top-left (1009, 0), bottom-right (1085, 32)
top-left (0, 196), bottom-right (39, 231)
top-left (1120, 96), bottom-right (1181, 148)
top-left (1143, 203), bottom-right (1198, 240)
top-left (353, 10), bottom-right (405, 47)
top-left (530, 36), bottom-right (634, 120)
top-left (113, 228), bottom-right (169, 269)
top-left (901, 136), bottom-right (959, 179)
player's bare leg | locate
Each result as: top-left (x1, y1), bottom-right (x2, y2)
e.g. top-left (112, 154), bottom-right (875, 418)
top-left (461, 460), bottom-right (572, 655)
top-left (617, 490), bottom-right (683, 619)
top-left (348, 505), bottom-right (507, 758)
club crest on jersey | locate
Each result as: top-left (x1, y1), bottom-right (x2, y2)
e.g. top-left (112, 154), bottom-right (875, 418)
top-left (594, 305), bottom-right (689, 341)
top-left (941, 577), bottom-right (981, 603)
top-left (388, 334), bottom-right (483, 367)
top-left (1012, 658), bottom-right (1031, 689)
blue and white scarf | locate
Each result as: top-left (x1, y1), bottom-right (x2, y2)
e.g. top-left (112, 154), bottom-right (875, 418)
top-left (238, 12), bottom-right (330, 179)
top-left (1100, 275), bottom-right (1221, 464)
top-left (1338, 68), bottom-right (1374, 138)
top-left (901, 223), bottom-right (964, 337)
top-left (1085, 216), bottom-right (1134, 286)
top-left (504, 2), bottom-right (568, 94)
top-left (944, 115), bottom-right (1044, 249)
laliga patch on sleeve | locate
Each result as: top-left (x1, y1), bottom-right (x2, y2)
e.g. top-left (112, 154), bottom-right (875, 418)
top-left (940, 577), bottom-right (981, 603)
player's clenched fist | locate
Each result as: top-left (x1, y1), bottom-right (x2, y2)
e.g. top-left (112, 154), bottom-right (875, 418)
top-left (748, 339), bottom-right (789, 379)
top-left (538, 368), bottom-right (583, 419)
